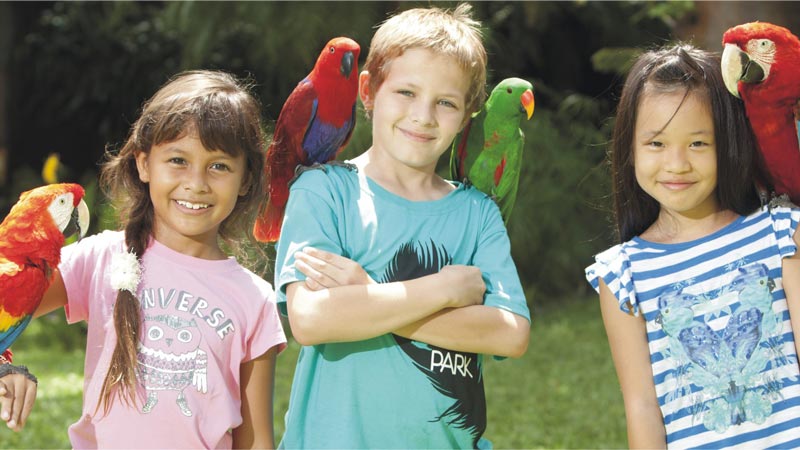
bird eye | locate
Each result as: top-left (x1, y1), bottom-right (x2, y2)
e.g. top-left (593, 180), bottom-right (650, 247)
top-left (506, 87), bottom-right (513, 94)
top-left (329, 46), bottom-right (335, 53)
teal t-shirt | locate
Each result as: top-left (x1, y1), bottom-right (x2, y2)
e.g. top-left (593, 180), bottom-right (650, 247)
top-left (275, 164), bottom-right (529, 449)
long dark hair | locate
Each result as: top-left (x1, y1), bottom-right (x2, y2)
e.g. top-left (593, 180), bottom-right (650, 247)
top-left (610, 43), bottom-right (762, 242)
top-left (97, 70), bottom-right (266, 413)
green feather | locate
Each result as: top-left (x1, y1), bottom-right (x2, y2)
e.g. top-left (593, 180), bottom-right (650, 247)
top-left (450, 77), bottom-right (534, 224)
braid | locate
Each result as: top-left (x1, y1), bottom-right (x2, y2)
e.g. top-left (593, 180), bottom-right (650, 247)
top-left (97, 194), bottom-right (153, 414)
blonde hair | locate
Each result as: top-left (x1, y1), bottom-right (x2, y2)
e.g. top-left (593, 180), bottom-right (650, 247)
top-left (363, 3), bottom-right (487, 119)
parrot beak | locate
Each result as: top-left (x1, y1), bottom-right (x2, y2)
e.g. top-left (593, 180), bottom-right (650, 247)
top-left (520, 89), bottom-right (535, 120)
top-left (62, 199), bottom-right (90, 241)
top-left (340, 51), bottom-right (355, 78)
top-left (721, 43), bottom-right (766, 98)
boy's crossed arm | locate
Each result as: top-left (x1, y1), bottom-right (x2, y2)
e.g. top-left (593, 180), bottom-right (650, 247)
top-left (289, 247), bottom-right (529, 358)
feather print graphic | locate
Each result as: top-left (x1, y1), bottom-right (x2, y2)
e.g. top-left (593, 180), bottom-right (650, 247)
top-left (380, 240), bottom-right (486, 448)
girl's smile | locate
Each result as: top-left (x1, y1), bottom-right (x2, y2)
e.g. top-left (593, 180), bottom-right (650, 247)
top-left (634, 89), bottom-right (719, 222)
top-left (135, 132), bottom-right (248, 258)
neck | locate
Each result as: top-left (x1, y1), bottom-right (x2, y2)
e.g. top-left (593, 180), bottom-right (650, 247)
top-left (642, 208), bottom-right (739, 244)
top-left (354, 149), bottom-right (453, 201)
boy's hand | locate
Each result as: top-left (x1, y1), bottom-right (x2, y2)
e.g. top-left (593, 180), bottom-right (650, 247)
top-left (295, 247), bottom-right (376, 291)
top-left (438, 265), bottom-right (486, 308)
top-left (0, 373), bottom-right (37, 432)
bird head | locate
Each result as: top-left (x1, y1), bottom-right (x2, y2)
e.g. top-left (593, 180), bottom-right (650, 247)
top-left (487, 77), bottom-right (535, 121)
top-left (9, 183), bottom-right (90, 242)
top-left (314, 37), bottom-right (361, 82)
top-left (721, 22), bottom-right (800, 102)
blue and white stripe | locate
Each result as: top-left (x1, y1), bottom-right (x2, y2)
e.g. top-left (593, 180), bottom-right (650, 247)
top-left (587, 206), bottom-right (800, 449)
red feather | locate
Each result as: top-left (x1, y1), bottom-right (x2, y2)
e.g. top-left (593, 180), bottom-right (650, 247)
top-left (0, 183), bottom-right (87, 352)
top-left (254, 37), bottom-right (360, 242)
top-left (722, 22), bottom-right (800, 202)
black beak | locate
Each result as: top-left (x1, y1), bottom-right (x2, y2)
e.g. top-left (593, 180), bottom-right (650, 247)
top-left (340, 51), bottom-right (354, 77)
top-left (62, 207), bottom-right (82, 241)
top-left (740, 53), bottom-right (765, 84)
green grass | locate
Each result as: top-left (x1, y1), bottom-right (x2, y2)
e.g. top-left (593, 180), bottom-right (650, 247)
top-left (1, 298), bottom-right (627, 448)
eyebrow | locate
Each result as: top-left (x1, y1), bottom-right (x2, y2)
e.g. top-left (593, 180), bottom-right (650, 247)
top-left (393, 81), bottom-right (465, 101)
top-left (639, 129), bottom-right (712, 139)
top-left (162, 146), bottom-right (235, 159)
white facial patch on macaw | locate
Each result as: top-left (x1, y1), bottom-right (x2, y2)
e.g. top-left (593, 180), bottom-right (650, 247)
top-left (745, 38), bottom-right (777, 79)
top-left (47, 192), bottom-right (75, 233)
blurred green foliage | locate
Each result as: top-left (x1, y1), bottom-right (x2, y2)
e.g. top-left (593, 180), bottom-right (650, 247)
top-left (3, 1), bottom-right (692, 340)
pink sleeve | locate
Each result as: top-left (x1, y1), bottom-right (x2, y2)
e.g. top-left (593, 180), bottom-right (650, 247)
top-left (59, 231), bottom-right (119, 323)
top-left (244, 290), bottom-right (287, 362)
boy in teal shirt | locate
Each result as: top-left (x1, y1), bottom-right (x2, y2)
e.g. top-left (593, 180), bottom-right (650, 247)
top-left (275, 4), bottom-right (530, 448)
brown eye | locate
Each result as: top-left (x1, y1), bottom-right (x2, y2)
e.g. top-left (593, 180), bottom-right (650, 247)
top-left (506, 88), bottom-right (513, 94)
top-left (329, 46), bottom-right (335, 53)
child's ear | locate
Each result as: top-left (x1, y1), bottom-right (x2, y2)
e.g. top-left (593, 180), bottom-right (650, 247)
top-left (238, 175), bottom-right (251, 197)
top-left (134, 151), bottom-right (150, 183)
top-left (358, 71), bottom-right (374, 110)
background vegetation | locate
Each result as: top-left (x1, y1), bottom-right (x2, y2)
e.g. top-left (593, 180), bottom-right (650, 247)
top-left (1, 1), bottom-right (798, 448)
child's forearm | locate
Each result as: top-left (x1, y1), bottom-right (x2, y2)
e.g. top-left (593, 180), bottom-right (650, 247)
top-left (393, 305), bottom-right (529, 357)
top-left (782, 257), bottom-right (800, 358)
top-left (286, 271), bottom-right (482, 345)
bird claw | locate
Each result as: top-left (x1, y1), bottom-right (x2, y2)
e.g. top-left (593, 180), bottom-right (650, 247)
top-left (767, 193), bottom-right (797, 210)
top-left (288, 161), bottom-right (358, 189)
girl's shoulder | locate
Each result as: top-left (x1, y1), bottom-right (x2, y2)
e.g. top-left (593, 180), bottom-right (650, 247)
top-left (63, 229), bottom-right (125, 259)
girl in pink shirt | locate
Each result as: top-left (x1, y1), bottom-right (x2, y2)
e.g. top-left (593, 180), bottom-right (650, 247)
top-left (37, 70), bottom-right (286, 449)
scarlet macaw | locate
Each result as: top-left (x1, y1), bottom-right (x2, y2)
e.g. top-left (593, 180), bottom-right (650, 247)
top-left (0, 183), bottom-right (89, 353)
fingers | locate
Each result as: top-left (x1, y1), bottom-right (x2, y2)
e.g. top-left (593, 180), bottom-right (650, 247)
top-left (296, 257), bottom-right (335, 290)
top-left (0, 379), bottom-right (9, 423)
top-left (295, 246), bottom-right (375, 290)
top-left (0, 375), bottom-right (36, 432)
top-left (16, 381), bottom-right (36, 430)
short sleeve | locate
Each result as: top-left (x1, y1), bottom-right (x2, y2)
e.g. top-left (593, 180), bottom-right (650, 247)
top-left (243, 284), bottom-right (287, 361)
top-left (274, 171), bottom-right (343, 315)
top-left (471, 201), bottom-right (530, 322)
top-left (769, 205), bottom-right (800, 259)
top-left (585, 244), bottom-right (640, 316)
top-left (59, 230), bottom-right (122, 323)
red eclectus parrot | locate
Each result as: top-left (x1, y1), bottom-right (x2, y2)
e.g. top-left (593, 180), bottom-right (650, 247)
top-left (0, 183), bottom-right (89, 354)
top-left (450, 77), bottom-right (535, 224)
top-left (254, 37), bottom-right (360, 242)
top-left (721, 22), bottom-right (800, 203)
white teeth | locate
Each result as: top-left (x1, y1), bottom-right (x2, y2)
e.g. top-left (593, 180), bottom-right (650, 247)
top-left (176, 200), bottom-right (210, 210)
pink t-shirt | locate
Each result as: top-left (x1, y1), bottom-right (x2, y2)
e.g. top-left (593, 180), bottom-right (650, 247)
top-left (60, 230), bottom-right (286, 449)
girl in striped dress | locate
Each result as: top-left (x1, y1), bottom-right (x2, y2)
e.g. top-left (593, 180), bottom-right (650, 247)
top-left (586, 43), bottom-right (800, 448)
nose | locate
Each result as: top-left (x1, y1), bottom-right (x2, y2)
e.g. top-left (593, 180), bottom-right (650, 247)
top-left (184, 166), bottom-right (210, 193)
top-left (664, 146), bottom-right (691, 173)
top-left (410, 99), bottom-right (435, 127)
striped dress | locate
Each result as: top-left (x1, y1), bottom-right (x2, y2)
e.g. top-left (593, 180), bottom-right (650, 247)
top-left (586, 206), bottom-right (800, 449)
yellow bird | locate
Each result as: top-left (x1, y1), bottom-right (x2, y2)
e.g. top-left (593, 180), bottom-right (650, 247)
top-left (41, 153), bottom-right (61, 184)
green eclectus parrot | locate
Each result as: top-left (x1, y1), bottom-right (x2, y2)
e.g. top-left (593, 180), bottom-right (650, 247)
top-left (450, 77), bottom-right (534, 224)
top-left (721, 22), bottom-right (800, 203)
top-left (253, 37), bottom-right (360, 243)
top-left (0, 183), bottom-right (89, 354)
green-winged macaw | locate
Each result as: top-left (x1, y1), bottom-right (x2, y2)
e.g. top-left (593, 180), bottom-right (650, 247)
top-left (722, 22), bottom-right (800, 203)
